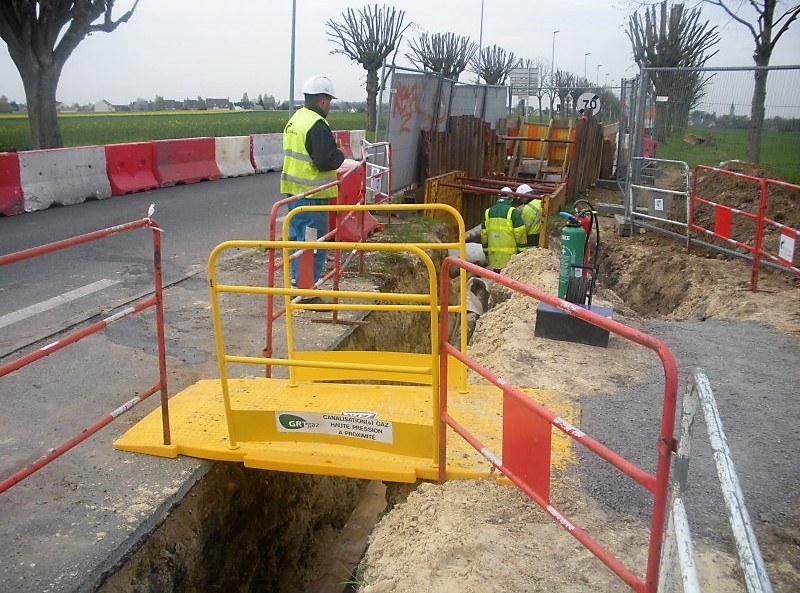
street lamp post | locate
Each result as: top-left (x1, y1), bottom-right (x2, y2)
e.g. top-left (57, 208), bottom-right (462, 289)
top-left (596, 63), bottom-right (602, 86)
top-left (289, 0), bottom-right (296, 112)
top-left (605, 73), bottom-right (610, 87)
top-left (584, 52), bottom-right (590, 80)
top-left (551, 30), bottom-right (560, 89)
top-left (479, 0), bottom-right (485, 54)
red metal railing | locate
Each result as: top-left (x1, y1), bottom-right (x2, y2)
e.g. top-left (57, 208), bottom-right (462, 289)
top-left (262, 142), bottom-right (393, 375)
top-left (0, 210), bottom-right (169, 494)
top-left (689, 165), bottom-right (799, 290)
top-left (437, 258), bottom-right (679, 593)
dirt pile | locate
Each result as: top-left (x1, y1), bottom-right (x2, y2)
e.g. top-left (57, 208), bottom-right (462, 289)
top-left (353, 177), bottom-right (799, 593)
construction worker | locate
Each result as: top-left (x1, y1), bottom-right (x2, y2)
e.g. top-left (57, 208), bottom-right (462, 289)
top-left (281, 74), bottom-right (345, 296)
top-left (514, 183), bottom-right (544, 247)
top-left (480, 187), bottom-right (527, 272)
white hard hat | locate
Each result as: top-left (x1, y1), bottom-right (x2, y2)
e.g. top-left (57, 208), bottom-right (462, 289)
top-left (516, 183), bottom-right (533, 194)
top-left (302, 74), bottom-right (337, 98)
top-left (497, 186), bottom-right (513, 200)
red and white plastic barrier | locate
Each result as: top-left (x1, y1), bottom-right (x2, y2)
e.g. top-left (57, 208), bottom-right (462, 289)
top-left (153, 137), bottom-right (220, 187)
top-left (0, 151), bottom-right (23, 216)
top-left (104, 142), bottom-right (159, 195)
top-left (215, 136), bottom-right (256, 178)
top-left (0, 130), bottom-right (365, 216)
top-left (18, 146), bottom-right (112, 212)
top-left (251, 133), bottom-right (284, 173)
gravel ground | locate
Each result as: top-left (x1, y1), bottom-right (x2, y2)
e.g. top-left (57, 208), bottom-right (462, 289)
top-left (575, 318), bottom-right (800, 543)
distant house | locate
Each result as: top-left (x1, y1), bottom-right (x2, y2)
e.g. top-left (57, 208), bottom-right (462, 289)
top-left (94, 99), bottom-right (115, 113)
top-left (206, 98), bottom-right (232, 110)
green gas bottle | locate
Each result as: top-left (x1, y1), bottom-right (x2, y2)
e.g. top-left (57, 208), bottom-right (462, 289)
top-left (558, 214), bottom-right (586, 299)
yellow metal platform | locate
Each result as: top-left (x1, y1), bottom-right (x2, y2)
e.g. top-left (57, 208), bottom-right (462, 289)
top-left (114, 374), bottom-right (576, 484)
top-left (115, 236), bottom-right (580, 485)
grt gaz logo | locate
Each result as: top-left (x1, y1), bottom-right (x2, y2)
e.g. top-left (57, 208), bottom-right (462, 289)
top-left (278, 414), bottom-right (308, 430)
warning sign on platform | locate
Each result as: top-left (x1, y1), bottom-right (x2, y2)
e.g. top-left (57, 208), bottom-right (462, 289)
top-left (275, 411), bottom-right (394, 444)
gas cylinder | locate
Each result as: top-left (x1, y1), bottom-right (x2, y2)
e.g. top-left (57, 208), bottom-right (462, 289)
top-left (558, 214), bottom-right (587, 299)
top-left (577, 212), bottom-right (592, 269)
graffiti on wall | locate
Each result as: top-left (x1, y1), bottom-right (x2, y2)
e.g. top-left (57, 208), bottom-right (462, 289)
top-left (392, 80), bottom-right (420, 134)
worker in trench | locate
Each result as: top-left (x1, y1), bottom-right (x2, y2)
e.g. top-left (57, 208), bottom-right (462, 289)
top-left (480, 186), bottom-right (528, 273)
top-left (513, 183), bottom-right (543, 248)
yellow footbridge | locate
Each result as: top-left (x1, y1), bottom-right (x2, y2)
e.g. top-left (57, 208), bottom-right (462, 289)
top-left (114, 204), bottom-right (576, 492)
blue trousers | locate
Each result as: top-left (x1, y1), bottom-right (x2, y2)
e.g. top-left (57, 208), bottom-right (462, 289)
top-left (287, 197), bottom-right (330, 285)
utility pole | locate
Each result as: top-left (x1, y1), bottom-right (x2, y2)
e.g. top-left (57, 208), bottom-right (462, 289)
top-left (289, 0), bottom-right (296, 112)
top-left (551, 30), bottom-right (560, 89)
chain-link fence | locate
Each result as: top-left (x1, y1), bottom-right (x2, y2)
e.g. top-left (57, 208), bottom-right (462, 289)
top-left (623, 65), bottom-right (800, 186)
top-left (618, 65), bottom-right (800, 278)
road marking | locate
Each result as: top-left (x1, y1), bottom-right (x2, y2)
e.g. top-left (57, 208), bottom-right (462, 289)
top-left (0, 278), bottom-right (121, 329)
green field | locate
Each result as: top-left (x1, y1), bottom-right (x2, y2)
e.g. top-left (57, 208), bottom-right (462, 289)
top-left (2, 112), bottom-right (798, 184)
top-left (0, 110), bottom-right (370, 152)
top-left (653, 127), bottom-right (800, 184)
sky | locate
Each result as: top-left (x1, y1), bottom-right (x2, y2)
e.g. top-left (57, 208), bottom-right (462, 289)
top-left (0, 0), bottom-right (798, 106)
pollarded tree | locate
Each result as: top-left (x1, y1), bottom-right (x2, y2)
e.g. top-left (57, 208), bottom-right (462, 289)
top-left (326, 4), bottom-right (410, 131)
top-left (553, 69), bottom-right (577, 120)
top-left (703, 0), bottom-right (800, 162)
top-left (627, 1), bottom-right (719, 142)
top-left (0, 1), bottom-right (139, 149)
top-left (470, 44), bottom-right (517, 85)
top-left (405, 31), bottom-right (478, 81)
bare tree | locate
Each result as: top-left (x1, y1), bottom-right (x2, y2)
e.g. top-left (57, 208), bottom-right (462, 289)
top-left (703, 0), bottom-right (800, 162)
top-left (470, 44), bottom-right (517, 85)
top-left (0, 1), bottom-right (139, 149)
top-left (553, 69), bottom-right (577, 120)
top-left (405, 32), bottom-right (477, 80)
top-left (627, 1), bottom-right (719, 141)
top-left (326, 4), bottom-right (410, 131)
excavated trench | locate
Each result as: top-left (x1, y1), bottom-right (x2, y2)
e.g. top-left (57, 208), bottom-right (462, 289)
top-left (96, 218), bottom-right (726, 593)
top-left (96, 253), bottom-right (440, 593)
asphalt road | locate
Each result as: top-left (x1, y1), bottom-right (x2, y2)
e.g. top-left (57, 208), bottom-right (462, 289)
top-left (0, 173), bottom-right (282, 356)
top-left (0, 173), bottom-right (288, 593)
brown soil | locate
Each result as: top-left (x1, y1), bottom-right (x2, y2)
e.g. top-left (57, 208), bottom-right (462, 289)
top-left (98, 169), bottom-right (799, 592)
top-left (353, 173), bottom-right (799, 593)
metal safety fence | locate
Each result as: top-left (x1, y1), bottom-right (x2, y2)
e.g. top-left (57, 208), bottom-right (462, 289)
top-left (624, 65), bottom-right (800, 185)
top-left (0, 208), bottom-right (169, 493)
top-left (262, 140), bottom-right (397, 374)
top-left (622, 159), bottom-right (799, 289)
top-left (437, 257), bottom-right (679, 593)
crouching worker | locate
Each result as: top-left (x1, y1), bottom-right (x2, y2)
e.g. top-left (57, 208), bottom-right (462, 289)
top-left (480, 187), bottom-right (527, 273)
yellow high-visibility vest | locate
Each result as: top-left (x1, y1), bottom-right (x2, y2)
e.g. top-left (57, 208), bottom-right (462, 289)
top-left (280, 107), bottom-right (338, 198)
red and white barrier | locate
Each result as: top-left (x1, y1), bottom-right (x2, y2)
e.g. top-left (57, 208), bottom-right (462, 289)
top-left (18, 146), bottom-right (112, 212)
top-left (0, 130), bottom-right (366, 216)
top-left (251, 133), bottom-right (284, 173)
top-left (333, 130), bottom-right (353, 159)
top-left (349, 130), bottom-right (366, 159)
top-left (0, 151), bottom-right (23, 216)
top-left (215, 136), bottom-right (256, 178)
top-left (104, 142), bottom-right (159, 195)
top-left (153, 137), bottom-right (220, 187)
